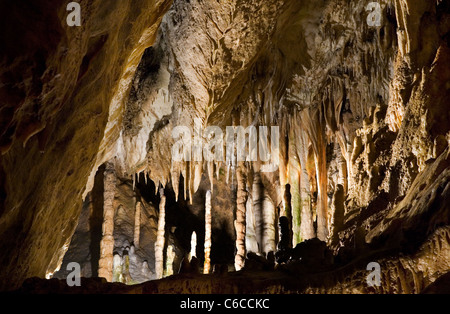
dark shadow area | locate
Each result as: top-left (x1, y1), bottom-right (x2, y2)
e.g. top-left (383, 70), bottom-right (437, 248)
top-left (89, 164), bottom-right (105, 278)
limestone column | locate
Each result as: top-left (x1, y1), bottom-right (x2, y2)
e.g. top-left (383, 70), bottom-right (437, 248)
top-left (246, 178), bottom-right (259, 254)
top-left (204, 190), bottom-right (212, 274)
top-left (234, 163), bottom-right (247, 271)
top-left (134, 201), bottom-right (141, 248)
top-left (252, 172), bottom-right (263, 252)
top-left (155, 188), bottom-right (166, 279)
top-left (262, 192), bottom-right (276, 255)
top-left (297, 130), bottom-right (315, 241)
top-left (98, 162), bottom-right (116, 282)
top-left (315, 134), bottom-right (329, 241)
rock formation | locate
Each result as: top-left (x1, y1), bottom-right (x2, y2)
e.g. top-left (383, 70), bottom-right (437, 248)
top-left (204, 190), bottom-right (212, 274)
top-left (0, 0), bottom-right (449, 294)
top-left (98, 162), bottom-right (117, 282)
top-left (154, 188), bottom-right (166, 279)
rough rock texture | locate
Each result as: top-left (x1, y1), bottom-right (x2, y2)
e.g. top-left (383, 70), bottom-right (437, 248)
top-left (204, 190), bottom-right (212, 274)
top-left (98, 162), bottom-right (116, 281)
top-left (1, 0), bottom-right (450, 294)
top-left (54, 169), bottom-right (160, 284)
top-left (0, 0), bottom-right (172, 290)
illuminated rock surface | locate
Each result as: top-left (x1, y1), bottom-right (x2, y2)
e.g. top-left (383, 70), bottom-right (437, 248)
top-left (0, 0), bottom-right (449, 293)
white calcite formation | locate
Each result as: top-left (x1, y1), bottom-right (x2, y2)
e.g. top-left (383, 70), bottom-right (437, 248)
top-left (134, 202), bottom-right (142, 249)
top-left (204, 191), bottom-right (212, 274)
top-left (155, 189), bottom-right (166, 279)
top-left (189, 231), bottom-right (197, 260)
top-left (98, 162), bottom-right (117, 282)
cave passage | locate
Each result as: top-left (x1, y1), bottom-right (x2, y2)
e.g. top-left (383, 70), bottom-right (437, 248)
top-left (0, 0), bottom-right (449, 294)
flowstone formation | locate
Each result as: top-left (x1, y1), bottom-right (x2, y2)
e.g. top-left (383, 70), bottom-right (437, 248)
top-left (0, 0), bottom-right (449, 293)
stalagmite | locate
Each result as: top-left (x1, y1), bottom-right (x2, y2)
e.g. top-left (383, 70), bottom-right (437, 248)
top-left (112, 254), bottom-right (122, 283)
top-left (134, 202), bottom-right (141, 248)
top-left (155, 188), bottom-right (166, 279)
top-left (98, 162), bottom-right (116, 282)
top-left (245, 189), bottom-right (259, 254)
top-left (164, 245), bottom-right (175, 277)
top-left (189, 231), bottom-right (197, 261)
top-left (204, 190), bottom-right (212, 274)
top-left (234, 163), bottom-right (248, 271)
top-left (330, 184), bottom-right (345, 244)
top-left (262, 192), bottom-right (276, 255)
top-left (252, 172), bottom-right (263, 253)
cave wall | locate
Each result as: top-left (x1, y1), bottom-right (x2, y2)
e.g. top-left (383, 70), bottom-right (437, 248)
top-left (0, 0), bottom-right (172, 291)
top-left (0, 0), bottom-right (449, 293)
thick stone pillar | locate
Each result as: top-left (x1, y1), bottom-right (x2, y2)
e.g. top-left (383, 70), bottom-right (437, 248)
top-left (98, 162), bottom-right (116, 282)
top-left (134, 201), bottom-right (141, 248)
top-left (262, 192), bottom-right (276, 255)
top-left (155, 188), bottom-right (166, 279)
top-left (204, 190), bottom-right (212, 274)
top-left (234, 163), bottom-right (247, 271)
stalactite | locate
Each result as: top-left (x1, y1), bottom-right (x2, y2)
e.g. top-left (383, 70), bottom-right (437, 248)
top-left (171, 164), bottom-right (180, 202)
top-left (336, 128), bottom-right (353, 193)
top-left (194, 161), bottom-right (202, 194)
top-left (188, 161), bottom-right (194, 205)
top-left (204, 190), bottom-right (212, 274)
top-left (155, 180), bottom-right (160, 195)
top-left (234, 163), bottom-right (247, 271)
top-left (98, 161), bottom-right (116, 282)
top-left (262, 191), bottom-right (276, 255)
top-left (294, 113), bottom-right (316, 240)
top-left (335, 135), bottom-right (349, 194)
top-left (189, 231), bottom-right (197, 261)
top-left (302, 108), bottom-right (329, 241)
top-left (182, 162), bottom-right (188, 201)
top-left (207, 161), bottom-right (214, 192)
top-left (226, 161), bottom-right (231, 185)
top-left (155, 188), bottom-right (166, 279)
top-left (134, 201), bottom-right (141, 248)
top-left (216, 161), bottom-right (221, 181)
